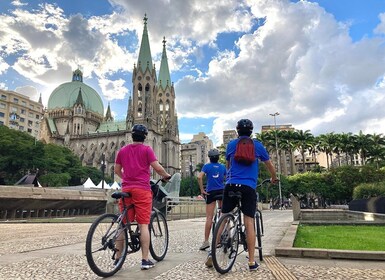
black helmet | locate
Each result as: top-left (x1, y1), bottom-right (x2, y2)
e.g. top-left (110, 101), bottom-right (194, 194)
top-left (131, 124), bottom-right (148, 141)
top-left (236, 119), bottom-right (253, 136)
top-left (208, 149), bottom-right (220, 158)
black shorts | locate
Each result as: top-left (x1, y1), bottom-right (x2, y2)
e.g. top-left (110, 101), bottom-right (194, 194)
top-left (205, 189), bottom-right (224, 205)
top-left (221, 184), bottom-right (256, 218)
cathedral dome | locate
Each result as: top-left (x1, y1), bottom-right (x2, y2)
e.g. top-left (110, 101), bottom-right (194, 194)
top-left (47, 69), bottom-right (104, 115)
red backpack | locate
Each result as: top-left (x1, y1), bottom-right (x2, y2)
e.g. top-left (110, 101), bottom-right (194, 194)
top-left (234, 137), bottom-right (256, 165)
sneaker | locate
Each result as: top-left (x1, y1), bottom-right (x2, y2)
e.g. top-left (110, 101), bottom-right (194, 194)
top-left (205, 253), bottom-right (213, 268)
top-left (199, 240), bottom-right (210, 251)
top-left (248, 261), bottom-right (259, 271)
top-left (141, 259), bottom-right (155, 270)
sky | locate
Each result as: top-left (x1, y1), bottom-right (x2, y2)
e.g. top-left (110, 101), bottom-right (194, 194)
top-left (1, 0), bottom-right (385, 147)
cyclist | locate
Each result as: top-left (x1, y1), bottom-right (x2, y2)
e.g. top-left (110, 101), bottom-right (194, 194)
top-left (222, 119), bottom-right (277, 271)
top-left (197, 149), bottom-right (226, 251)
top-left (114, 124), bottom-right (171, 270)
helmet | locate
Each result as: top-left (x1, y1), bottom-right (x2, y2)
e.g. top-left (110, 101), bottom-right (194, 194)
top-left (131, 124), bottom-right (148, 137)
top-left (236, 119), bottom-right (253, 135)
top-left (208, 149), bottom-right (220, 158)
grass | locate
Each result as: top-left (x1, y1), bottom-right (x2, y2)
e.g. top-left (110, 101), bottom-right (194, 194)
top-left (294, 224), bottom-right (385, 251)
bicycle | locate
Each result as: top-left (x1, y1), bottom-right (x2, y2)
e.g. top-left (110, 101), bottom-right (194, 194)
top-left (85, 178), bottom-right (169, 277)
top-left (254, 178), bottom-right (271, 261)
top-left (211, 193), bottom-right (223, 236)
top-left (211, 179), bottom-right (269, 274)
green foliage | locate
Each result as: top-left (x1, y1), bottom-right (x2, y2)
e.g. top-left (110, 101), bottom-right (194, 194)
top-left (39, 173), bottom-right (71, 187)
top-left (0, 125), bottom-right (104, 186)
top-left (180, 176), bottom-right (200, 197)
top-left (353, 182), bottom-right (385, 199)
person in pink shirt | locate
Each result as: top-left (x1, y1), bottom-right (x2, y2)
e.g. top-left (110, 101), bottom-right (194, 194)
top-left (114, 124), bottom-right (171, 270)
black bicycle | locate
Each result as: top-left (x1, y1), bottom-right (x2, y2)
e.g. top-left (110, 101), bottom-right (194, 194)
top-left (85, 178), bottom-right (169, 277)
top-left (211, 179), bottom-right (269, 274)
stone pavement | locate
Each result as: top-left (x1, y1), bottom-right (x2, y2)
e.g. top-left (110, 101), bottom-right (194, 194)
top-left (0, 210), bottom-right (384, 279)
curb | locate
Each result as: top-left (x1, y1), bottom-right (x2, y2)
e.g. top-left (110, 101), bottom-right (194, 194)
top-left (275, 221), bottom-right (385, 261)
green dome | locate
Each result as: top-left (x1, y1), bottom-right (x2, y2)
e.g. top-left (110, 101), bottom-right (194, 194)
top-left (48, 81), bottom-right (104, 115)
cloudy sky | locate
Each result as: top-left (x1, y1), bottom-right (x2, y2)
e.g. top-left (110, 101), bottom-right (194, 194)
top-left (1, 0), bottom-right (385, 146)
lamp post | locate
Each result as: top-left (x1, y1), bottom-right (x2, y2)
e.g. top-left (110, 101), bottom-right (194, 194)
top-left (189, 155), bottom-right (193, 198)
top-left (101, 153), bottom-right (106, 189)
top-left (269, 112), bottom-right (283, 210)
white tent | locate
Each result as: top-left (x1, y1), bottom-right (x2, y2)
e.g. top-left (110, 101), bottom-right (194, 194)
top-left (110, 181), bottom-right (121, 190)
top-left (96, 180), bottom-right (110, 189)
top-left (83, 178), bottom-right (96, 189)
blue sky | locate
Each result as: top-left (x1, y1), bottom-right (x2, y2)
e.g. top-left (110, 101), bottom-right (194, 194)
top-left (1, 0), bottom-right (385, 146)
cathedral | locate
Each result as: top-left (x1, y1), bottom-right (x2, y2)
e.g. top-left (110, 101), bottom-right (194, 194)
top-left (40, 15), bottom-right (181, 180)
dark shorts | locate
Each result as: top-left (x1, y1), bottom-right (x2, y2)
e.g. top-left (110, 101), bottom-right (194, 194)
top-left (221, 184), bottom-right (256, 218)
top-left (205, 189), bottom-right (224, 204)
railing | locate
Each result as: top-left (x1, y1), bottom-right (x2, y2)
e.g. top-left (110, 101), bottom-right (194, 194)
top-left (166, 197), bottom-right (206, 220)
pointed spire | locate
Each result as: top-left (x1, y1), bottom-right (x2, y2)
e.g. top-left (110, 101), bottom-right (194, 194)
top-left (38, 93), bottom-right (42, 104)
top-left (137, 14), bottom-right (153, 73)
top-left (75, 87), bottom-right (84, 106)
top-left (158, 36), bottom-right (171, 90)
top-left (105, 102), bottom-right (113, 122)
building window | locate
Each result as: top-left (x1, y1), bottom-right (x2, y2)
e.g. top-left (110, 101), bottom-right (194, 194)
top-left (14, 98), bottom-right (18, 103)
top-left (27, 128), bottom-right (32, 133)
top-left (20, 117), bottom-right (25, 122)
top-left (0, 103), bottom-right (5, 109)
top-left (19, 126), bottom-right (24, 131)
top-left (0, 121), bottom-right (3, 125)
top-left (11, 107), bottom-right (17, 113)
top-left (28, 120), bottom-right (33, 127)
top-left (30, 104), bottom-right (34, 109)
top-left (0, 112), bottom-right (4, 118)
top-left (36, 114), bottom-right (40, 119)
top-left (22, 101), bottom-right (27, 106)
top-left (1, 95), bottom-right (6, 100)
top-left (29, 112), bottom-right (33, 118)
top-left (21, 109), bottom-right (26, 115)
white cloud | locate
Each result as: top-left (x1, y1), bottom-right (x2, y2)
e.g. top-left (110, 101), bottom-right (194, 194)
top-left (14, 85), bottom-right (39, 101)
top-left (99, 77), bottom-right (128, 100)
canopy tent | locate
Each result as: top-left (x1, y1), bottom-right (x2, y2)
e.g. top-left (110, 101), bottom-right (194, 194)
top-left (110, 181), bottom-right (121, 190)
top-left (96, 180), bottom-right (110, 189)
top-left (83, 178), bottom-right (96, 189)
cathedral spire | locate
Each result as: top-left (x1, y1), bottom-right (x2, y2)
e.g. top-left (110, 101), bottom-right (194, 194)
top-left (137, 14), bottom-right (153, 74)
top-left (75, 87), bottom-right (84, 106)
top-left (158, 36), bottom-right (171, 90)
top-left (105, 102), bottom-right (113, 122)
top-left (38, 93), bottom-right (42, 104)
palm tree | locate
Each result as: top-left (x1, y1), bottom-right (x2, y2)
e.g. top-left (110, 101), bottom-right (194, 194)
top-left (295, 129), bottom-right (314, 172)
top-left (318, 133), bottom-right (338, 170)
top-left (367, 133), bottom-right (385, 169)
top-left (355, 130), bottom-right (372, 165)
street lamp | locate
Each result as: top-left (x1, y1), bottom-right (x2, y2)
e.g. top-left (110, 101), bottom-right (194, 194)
top-left (101, 153), bottom-right (106, 189)
top-left (189, 154), bottom-right (194, 198)
top-left (269, 112), bottom-right (283, 210)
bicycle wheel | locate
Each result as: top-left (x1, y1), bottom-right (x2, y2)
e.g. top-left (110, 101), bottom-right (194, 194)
top-left (149, 210), bottom-right (169, 261)
top-left (258, 209), bottom-right (264, 235)
top-left (212, 213), bottom-right (239, 274)
top-left (255, 211), bottom-right (263, 261)
top-left (86, 213), bottom-right (128, 277)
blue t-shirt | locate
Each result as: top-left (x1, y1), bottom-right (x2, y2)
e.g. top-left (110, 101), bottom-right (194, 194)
top-left (202, 162), bottom-right (226, 192)
top-left (225, 137), bottom-right (270, 189)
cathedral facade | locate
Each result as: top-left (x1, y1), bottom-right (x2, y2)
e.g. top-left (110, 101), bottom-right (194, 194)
top-left (40, 16), bottom-right (180, 180)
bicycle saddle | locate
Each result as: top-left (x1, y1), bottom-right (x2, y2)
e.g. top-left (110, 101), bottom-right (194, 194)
top-left (111, 192), bottom-right (131, 199)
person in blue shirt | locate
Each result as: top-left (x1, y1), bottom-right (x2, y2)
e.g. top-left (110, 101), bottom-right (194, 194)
top-left (223, 119), bottom-right (278, 271)
top-left (198, 149), bottom-right (226, 251)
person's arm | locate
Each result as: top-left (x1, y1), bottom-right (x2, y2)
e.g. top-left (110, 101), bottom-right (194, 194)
top-left (197, 171), bottom-right (208, 195)
top-left (263, 160), bottom-right (278, 184)
top-left (114, 163), bottom-right (123, 179)
top-left (150, 160), bottom-right (171, 180)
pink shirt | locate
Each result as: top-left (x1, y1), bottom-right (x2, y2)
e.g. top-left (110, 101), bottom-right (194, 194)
top-left (115, 143), bottom-right (157, 191)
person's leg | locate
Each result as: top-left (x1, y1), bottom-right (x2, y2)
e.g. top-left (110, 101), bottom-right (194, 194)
top-left (204, 202), bottom-right (216, 241)
top-left (139, 223), bottom-right (150, 260)
top-left (244, 215), bottom-right (256, 263)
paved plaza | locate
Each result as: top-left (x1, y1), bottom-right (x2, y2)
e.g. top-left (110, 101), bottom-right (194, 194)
top-left (0, 210), bottom-right (384, 279)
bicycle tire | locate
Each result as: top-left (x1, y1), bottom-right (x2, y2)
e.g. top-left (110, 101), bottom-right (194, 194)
top-left (86, 213), bottom-right (128, 277)
top-left (255, 211), bottom-right (263, 261)
top-left (149, 210), bottom-right (169, 261)
top-left (212, 213), bottom-right (239, 274)
top-left (258, 209), bottom-right (264, 235)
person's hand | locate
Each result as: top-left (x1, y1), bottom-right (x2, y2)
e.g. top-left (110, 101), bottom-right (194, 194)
top-left (161, 174), bottom-right (172, 182)
top-left (271, 177), bottom-right (279, 184)
top-left (201, 190), bottom-right (209, 196)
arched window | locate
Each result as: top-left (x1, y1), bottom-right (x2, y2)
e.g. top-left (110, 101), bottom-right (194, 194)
top-left (166, 100), bottom-right (170, 111)
top-left (145, 83), bottom-right (150, 93)
top-left (159, 101), bottom-right (164, 112)
top-left (138, 102), bottom-right (142, 117)
top-left (138, 83), bottom-right (142, 98)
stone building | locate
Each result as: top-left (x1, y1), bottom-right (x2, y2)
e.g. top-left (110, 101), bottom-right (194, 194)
top-left (0, 89), bottom-right (44, 139)
top-left (40, 16), bottom-right (180, 180)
